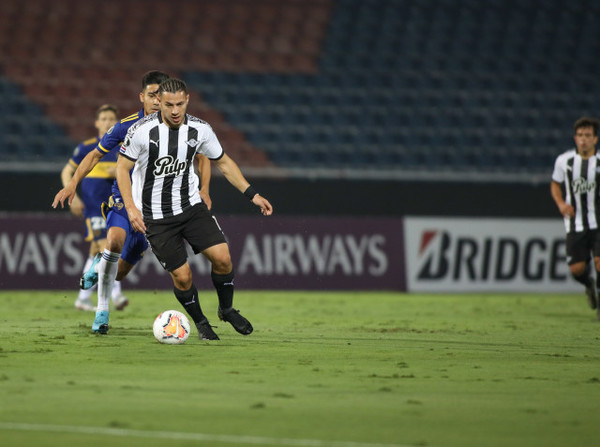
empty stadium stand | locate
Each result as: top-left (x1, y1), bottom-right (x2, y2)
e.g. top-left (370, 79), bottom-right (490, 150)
top-left (1, 0), bottom-right (599, 177)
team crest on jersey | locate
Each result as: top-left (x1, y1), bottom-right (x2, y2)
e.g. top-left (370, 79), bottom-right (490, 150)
top-left (185, 138), bottom-right (200, 149)
top-left (106, 125), bottom-right (115, 135)
top-left (154, 155), bottom-right (187, 177)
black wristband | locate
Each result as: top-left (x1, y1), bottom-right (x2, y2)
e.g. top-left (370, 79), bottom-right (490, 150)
top-left (243, 185), bottom-right (258, 201)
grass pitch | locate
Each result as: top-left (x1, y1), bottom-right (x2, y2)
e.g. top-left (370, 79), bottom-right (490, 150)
top-left (0, 290), bottom-right (598, 447)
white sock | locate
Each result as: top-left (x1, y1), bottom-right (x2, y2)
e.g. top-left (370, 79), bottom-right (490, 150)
top-left (111, 280), bottom-right (123, 301)
top-left (77, 287), bottom-right (95, 301)
top-left (97, 249), bottom-right (120, 312)
top-left (77, 256), bottom-right (97, 301)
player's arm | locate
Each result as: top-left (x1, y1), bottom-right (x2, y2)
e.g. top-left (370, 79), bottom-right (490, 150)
top-left (52, 149), bottom-right (104, 209)
top-left (59, 162), bottom-right (84, 217)
top-left (213, 153), bottom-right (273, 216)
top-left (196, 153), bottom-right (212, 210)
top-left (116, 154), bottom-right (146, 233)
top-left (550, 180), bottom-right (574, 217)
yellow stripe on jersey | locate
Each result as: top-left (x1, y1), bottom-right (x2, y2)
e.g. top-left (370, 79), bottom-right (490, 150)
top-left (82, 136), bottom-right (99, 146)
top-left (97, 143), bottom-right (112, 154)
top-left (120, 112), bottom-right (139, 123)
top-left (87, 161), bottom-right (116, 179)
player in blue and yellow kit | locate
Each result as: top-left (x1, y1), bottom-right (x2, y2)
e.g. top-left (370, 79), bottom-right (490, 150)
top-left (53, 71), bottom-right (212, 334)
top-left (61, 104), bottom-right (127, 311)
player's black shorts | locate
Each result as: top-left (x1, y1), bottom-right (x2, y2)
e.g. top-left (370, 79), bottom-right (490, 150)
top-left (145, 203), bottom-right (227, 272)
top-left (566, 229), bottom-right (600, 265)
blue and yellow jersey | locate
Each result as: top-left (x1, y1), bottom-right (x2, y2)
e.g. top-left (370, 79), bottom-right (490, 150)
top-left (69, 136), bottom-right (115, 220)
top-left (95, 109), bottom-right (145, 198)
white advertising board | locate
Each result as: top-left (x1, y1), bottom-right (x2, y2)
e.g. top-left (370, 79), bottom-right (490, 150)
top-left (404, 217), bottom-right (578, 292)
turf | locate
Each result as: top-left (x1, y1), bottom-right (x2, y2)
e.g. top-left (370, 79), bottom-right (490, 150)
top-left (0, 290), bottom-right (598, 447)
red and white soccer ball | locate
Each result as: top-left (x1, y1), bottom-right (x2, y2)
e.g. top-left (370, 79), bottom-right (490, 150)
top-left (153, 310), bottom-right (191, 344)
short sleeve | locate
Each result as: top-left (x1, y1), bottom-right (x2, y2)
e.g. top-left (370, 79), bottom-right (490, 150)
top-left (119, 126), bottom-right (142, 161)
top-left (198, 126), bottom-right (224, 160)
top-left (551, 154), bottom-right (565, 183)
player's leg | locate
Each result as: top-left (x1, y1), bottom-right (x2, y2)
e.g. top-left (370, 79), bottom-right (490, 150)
top-left (567, 232), bottom-right (597, 310)
top-left (201, 243), bottom-right (252, 335)
top-left (75, 238), bottom-right (99, 311)
top-left (92, 210), bottom-right (128, 334)
top-left (146, 217), bottom-right (218, 340)
top-left (109, 231), bottom-right (149, 311)
top-left (591, 230), bottom-right (600, 318)
top-left (182, 204), bottom-right (252, 336)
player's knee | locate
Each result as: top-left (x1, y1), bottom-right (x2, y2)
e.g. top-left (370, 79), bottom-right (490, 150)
top-left (171, 264), bottom-right (193, 290)
top-left (570, 262), bottom-right (586, 277)
top-left (211, 254), bottom-right (232, 274)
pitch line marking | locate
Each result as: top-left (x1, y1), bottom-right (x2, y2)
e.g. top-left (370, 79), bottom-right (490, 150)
top-left (0, 422), bottom-right (422, 447)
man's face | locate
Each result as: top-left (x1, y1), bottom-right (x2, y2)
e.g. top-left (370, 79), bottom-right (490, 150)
top-left (160, 90), bottom-right (189, 128)
top-left (139, 84), bottom-right (161, 116)
top-left (95, 110), bottom-right (118, 137)
top-left (574, 126), bottom-right (598, 154)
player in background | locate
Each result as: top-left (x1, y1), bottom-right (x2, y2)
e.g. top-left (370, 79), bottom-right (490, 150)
top-left (53, 70), bottom-right (213, 333)
top-left (61, 104), bottom-right (127, 311)
top-left (551, 116), bottom-right (600, 320)
top-left (117, 78), bottom-right (273, 340)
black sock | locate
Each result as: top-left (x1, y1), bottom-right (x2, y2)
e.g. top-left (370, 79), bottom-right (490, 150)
top-left (211, 270), bottom-right (234, 310)
top-left (173, 284), bottom-right (205, 324)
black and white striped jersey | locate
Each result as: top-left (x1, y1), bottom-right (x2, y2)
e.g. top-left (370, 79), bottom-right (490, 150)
top-left (552, 148), bottom-right (600, 233)
top-left (119, 112), bottom-right (224, 222)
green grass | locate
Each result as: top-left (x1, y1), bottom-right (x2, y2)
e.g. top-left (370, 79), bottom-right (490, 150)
top-left (0, 290), bottom-right (599, 447)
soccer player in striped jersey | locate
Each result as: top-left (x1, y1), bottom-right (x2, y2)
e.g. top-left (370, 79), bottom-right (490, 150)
top-left (551, 116), bottom-right (600, 318)
top-left (53, 71), bottom-right (213, 334)
top-left (60, 104), bottom-right (127, 311)
top-left (117, 78), bottom-right (273, 340)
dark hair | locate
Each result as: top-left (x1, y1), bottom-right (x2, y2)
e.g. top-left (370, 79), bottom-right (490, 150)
top-left (574, 116), bottom-right (600, 136)
top-left (141, 70), bottom-right (170, 90)
top-left (158, 78), bottom-right (188, 95)
top-left (95, 104), bottom-right (118, 120)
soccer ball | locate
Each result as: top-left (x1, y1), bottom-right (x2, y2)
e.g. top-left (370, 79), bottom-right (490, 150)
top-left (153, 310), bottom-right (191, 344)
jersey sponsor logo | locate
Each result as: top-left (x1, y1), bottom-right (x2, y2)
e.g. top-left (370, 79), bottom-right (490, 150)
top-left (153, 155), bottom-right (187, 178)
top-left (571, 177), bottom-right (596, 194)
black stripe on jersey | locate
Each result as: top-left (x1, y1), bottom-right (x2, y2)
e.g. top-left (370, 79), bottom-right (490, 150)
top-left (181, 126), bottom-right (198, 211)
top-left (143, 125), bottom-right (160, 220)
top-left (565, 157), bottom-right (574, 233)
top-left (580, 159), bottom-right (589, 231)
top-left (160, 128), bottom-right (180, 218)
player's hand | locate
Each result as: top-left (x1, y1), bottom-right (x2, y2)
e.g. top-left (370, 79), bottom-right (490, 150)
top-left (252, 195), bottom-right (273, 216)
top-left (127, 206), bottom-right (147, 233)
top-left (199, 188), bottom-right (212, 210)
top-left (52, 184), bottom-right (76, 209)
top-left (559, 202), bottom-right (575, 218)
top-left (69, 196), bottom-right (84, 217)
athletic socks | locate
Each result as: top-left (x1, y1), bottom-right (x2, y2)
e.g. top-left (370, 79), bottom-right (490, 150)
top-left (111, 279), bottom-right (123, 300)
top-left (96, 250), bottom-right (120, 312)
top-left (174, 284), bottom-right (206, 324)
top-left (211, 270), bottom-right (234, 310)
